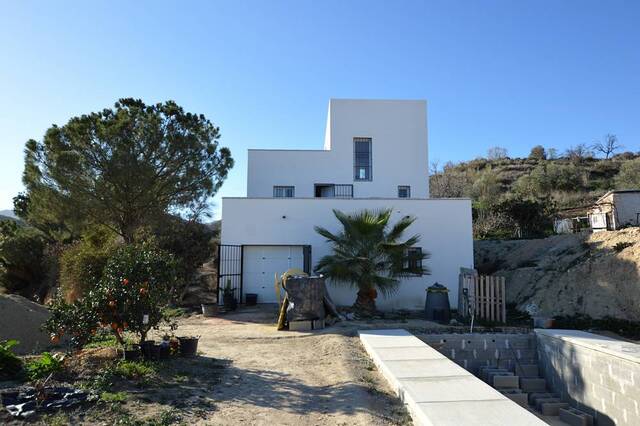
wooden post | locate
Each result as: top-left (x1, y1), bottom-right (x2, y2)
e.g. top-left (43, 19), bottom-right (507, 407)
top-left (490, 276), bottom-right (495, 322)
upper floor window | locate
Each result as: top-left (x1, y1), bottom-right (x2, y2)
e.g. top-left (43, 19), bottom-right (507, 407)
top-left (273, 186), bottom-right (295, 198)
top-left (354, 137), bottom-right (372, 181)
top-left (314, 184), bottom-right (353, 198)
top-left (398, 186), bottom-right (411, 198)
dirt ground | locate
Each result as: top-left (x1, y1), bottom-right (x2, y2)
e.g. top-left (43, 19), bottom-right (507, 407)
top-left (169, 305), bottom-right (431, 425)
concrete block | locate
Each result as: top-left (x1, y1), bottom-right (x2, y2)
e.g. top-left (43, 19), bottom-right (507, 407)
top-left (501, 390), bottom-right (529, 407)
top-left (288, 321), bottom-right (312, 331)
top-left (487, 371), bottom-right (514, 384)
top-left (516, 364), bottom-right (539, 378)
top-left (528, 392), bottom-right (558, 405)
top-left (534, 397), bottom-right (562, 411)
top-left (312, 319), bottom-right (324, 330)
top-left (493, 375), bottom-right (520, 389)
top-left (540, 401), bottom-right (569, 416)
top-left (559, 407), bottom-right (594, 426)
top-left (478, 367), bottom-right (505, 381)
top-left (520, 377), bottom-right (547, 392)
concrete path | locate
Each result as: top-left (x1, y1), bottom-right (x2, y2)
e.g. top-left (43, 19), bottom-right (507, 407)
top-left (359, 329), bottom-right (548, 426)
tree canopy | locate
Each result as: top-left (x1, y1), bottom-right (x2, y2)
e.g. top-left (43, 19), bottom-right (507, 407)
top-left (20, 98), bottom-right (234, 242)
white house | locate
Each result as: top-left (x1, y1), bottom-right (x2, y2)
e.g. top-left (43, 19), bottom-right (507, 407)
top-left (219, 99), bottom-right (473, 310)
top-left (589, 190), bottom-right (640, 231)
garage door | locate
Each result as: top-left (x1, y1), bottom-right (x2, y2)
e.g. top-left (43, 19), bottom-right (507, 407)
top-left (242, 246), bottom-right (305, 303)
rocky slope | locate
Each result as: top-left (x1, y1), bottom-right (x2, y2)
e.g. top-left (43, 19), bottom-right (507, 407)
top-left (475, 228), bottom-right (640, 321)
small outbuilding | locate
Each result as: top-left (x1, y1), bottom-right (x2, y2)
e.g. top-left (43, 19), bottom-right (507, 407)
top-left (589, 190), bottom-right (640, 231)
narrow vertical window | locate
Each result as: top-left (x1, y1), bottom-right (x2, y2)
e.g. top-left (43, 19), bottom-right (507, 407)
top-left (354, 137), bottom-right (372, 181)
top-left (398, 186), bottom-right (411, 198)
top-left (273, 186), bottom-right (295, 198)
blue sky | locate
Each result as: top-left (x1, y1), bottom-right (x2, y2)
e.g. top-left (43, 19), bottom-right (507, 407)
top-left (1, 1), bottom-right (638, 219)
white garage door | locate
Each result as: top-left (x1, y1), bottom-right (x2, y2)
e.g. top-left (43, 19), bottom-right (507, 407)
top-left (242, 246), bottom-right (305, 303)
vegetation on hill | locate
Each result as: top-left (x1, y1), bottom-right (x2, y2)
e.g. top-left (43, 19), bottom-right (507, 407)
top-left (429, 138), bottom-right (640, 239)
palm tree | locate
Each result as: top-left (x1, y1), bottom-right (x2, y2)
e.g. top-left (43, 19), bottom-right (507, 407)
top-left (314, 209), bottom-right (430, 315)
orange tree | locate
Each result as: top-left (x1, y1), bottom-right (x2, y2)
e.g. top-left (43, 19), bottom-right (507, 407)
top-left (45, 243), bottom-right (177, 347)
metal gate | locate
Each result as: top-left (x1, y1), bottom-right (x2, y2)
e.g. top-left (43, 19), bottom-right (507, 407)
top-left (217, 245), bottom-right (243, 305)
top-left (217, 244), bottom-right (313, 305)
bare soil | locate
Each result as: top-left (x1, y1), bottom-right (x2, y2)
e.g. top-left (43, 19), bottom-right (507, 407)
top-left (170, 305), bottom-right (415, 425)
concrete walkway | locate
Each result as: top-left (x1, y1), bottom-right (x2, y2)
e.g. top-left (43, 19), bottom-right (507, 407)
top-left (359, 329), bottom-right (547, 426)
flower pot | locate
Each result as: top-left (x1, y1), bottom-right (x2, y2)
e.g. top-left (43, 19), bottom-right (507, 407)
top-left (123, 345), bottom-right (141, 361)
top-left (141, 340), bottom-right (159, 360)
top-left (158, 342), bottom-right (170, 360)
top-left (245, 293), bottom-right (258, 306)
top-left (178, 336), bottom-right (199, 357)
top-left (201, 303), bottom-right (218, 317)
top-left (223, 294), bottom-right (237, 311)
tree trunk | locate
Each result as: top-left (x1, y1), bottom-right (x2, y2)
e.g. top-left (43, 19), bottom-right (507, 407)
top-left (353, 288), bottom-right (377, 317)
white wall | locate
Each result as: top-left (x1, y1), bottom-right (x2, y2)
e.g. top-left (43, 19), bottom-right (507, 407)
top-left (613, 192), bottom-right (640, 228)
top-left (221, 197), bottom-right (473, 310)
top-left (247, 99), bottom-right (429, 199)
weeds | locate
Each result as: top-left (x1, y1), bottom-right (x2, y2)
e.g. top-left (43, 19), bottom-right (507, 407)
top-left (25, 352), bottom-right (63, 381)
top-left (0, 339), bottom-right (23, 379)
top-left (100, 391), bottom-right (128, 403)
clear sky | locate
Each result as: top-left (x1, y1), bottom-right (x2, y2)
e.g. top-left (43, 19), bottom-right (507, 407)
top-left (1, 1), bottom-right (638, 219)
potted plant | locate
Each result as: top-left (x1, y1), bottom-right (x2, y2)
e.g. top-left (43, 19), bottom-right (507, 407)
top-left (177, 335), bottom-right (200, 357)
top-left (122, 344), bottom-right (141, 361)
top-left (222, 279), bottom-right (237, 311)
top-left (201, 302), bottom-right (218, 317)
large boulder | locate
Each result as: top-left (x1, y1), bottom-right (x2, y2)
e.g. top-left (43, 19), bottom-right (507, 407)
top-left (0, 294), bottom-right (52, 354)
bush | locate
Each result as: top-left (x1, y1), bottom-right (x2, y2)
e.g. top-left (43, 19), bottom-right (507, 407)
top-left (616, 158), bottom-right (640, 190)
top-left (45, 296), bottom-right (102, 348)
top-left (0, 220), bottom-right (47, 297)
top-left (95, 243), bottom-right (177, 344)
top-left (59, 226), bottom-right (118, 301)
top-left (0, 339), bottom-right (23, 379)
top-left (45, 242), bottom-right (177, 348)
top-left (24, 352), bottom-right (63, 381)
top-left (148, 215), bottom-right (214, 300)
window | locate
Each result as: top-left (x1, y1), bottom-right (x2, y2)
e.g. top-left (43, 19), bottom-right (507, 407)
top-left (314, 184), bottom-right (353, 198)
top-left (403, 247), bottom-right (423, 274)
top-left (273, 186), bottom-right (295, 198)
top-left (398, 186), bottom-right (411, 198)
top-left (354, 137), bottom-right (372, 181)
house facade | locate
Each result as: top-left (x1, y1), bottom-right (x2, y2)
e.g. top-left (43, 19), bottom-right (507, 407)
top-left (220, 99), bottom-right (473, 310)
top-left (589, 190), bottom-right (640, 231)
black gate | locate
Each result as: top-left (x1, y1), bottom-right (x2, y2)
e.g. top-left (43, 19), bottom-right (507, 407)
top-left (217, 245), bottom-right (243, 305)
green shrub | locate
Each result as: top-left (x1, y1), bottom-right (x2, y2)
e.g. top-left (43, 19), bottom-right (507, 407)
top-left (45, 242), bottom-right (177, 348)
top-left (44, 296), bottom-right (101, 348)
top-left (0, 339), bottom-right (23, 379)
top-left (0, 220), bottom-right (47, 297)
top-left (59, 226), bottom-right (118, 301)
top-left (25, 352), bottom-right (63, 381)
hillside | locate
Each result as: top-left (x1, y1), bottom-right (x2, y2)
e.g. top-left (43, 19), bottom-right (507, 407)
top-left (430, 151), bottom-right (640, 239)
top-left (429, 153), bottom-right (638, 212)
top-left (475, 228), bottom-right (640, 321)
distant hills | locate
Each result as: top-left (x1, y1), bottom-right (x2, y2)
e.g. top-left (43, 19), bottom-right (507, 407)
top-left (0, 209), bottom-right (18, 222)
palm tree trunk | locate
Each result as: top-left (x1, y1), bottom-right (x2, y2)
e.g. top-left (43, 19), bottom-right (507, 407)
top-left (353, 288), bottom-right (377, 317)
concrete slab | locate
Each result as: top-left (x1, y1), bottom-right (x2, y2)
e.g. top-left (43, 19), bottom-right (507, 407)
top-left (400, 375), bottom-right (505, 403)
top-left (359, 329), bottom-right (547, 426)
top-left (413, 400), bottom-right (546, 426)
top-left (384, 359), bottom-right (471, 379)
top-left (374, 346), bottom-right (446, 361)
